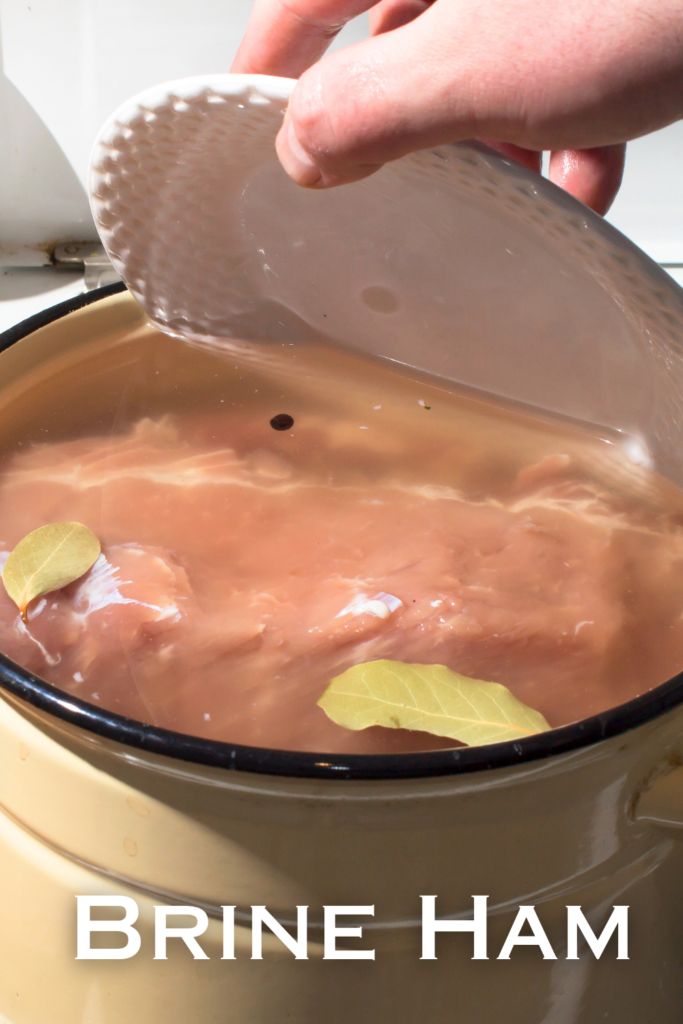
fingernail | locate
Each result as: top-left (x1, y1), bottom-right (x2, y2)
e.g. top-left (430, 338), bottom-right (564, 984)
top-left (276, 116), bottom-right (323, 188)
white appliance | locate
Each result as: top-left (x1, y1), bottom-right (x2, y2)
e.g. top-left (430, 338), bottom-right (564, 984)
top-left (0, 0), bottom-right (681, 332)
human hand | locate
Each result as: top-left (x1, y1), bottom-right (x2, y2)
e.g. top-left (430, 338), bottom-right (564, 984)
top-left (233, 0), bottom-right (683, 213)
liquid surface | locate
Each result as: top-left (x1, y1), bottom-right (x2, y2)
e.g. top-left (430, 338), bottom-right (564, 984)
top-left (0, 315), bottom-right (682, 753)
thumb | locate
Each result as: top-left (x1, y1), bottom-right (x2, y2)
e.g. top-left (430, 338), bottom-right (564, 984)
top-left (276, 15), bottom-right (486, 187)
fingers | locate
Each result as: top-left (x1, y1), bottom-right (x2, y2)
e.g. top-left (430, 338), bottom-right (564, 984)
top-left (232, 0), bottom-right (375, 77)
top-left (548, 145), bottom-right (626, 215)
top-left (274, 12), bottom-right (487, 188)
top-left (237, 0), bottom-right (629, 214)
top-left (472, 144), bottom-right (625, 214)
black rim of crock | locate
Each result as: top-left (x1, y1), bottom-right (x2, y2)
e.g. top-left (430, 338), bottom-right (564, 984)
top-left (0, 281), bottom-right (682, 781)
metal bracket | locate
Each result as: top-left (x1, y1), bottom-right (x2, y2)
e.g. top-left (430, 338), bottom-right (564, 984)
top-left (51, 242), bottom-right (120, 291)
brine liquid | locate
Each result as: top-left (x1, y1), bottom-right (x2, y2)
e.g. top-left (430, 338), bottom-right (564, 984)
top-left (0, 314), bottom-right (682, 753)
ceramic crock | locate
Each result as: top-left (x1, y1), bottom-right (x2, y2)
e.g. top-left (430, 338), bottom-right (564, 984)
top-left (0, 278), bottom-right (681, 1024)
top-left (4, 69), bottom-right (683, 1017)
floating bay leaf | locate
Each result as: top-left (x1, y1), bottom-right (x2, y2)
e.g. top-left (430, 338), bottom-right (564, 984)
top-left (2, 522), bottom-right (101, 622)
top-left (318, 660), bottom-right (550, 746)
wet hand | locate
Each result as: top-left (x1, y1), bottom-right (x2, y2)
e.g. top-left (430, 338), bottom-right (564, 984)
top-left (233, 0), bottom-right (683, 213)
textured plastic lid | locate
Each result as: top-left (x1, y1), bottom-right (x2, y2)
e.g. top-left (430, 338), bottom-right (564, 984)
top-left (89, 73), bottom-right (683, 478)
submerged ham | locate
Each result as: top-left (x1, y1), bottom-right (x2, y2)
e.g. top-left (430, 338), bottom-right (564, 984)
top-left (0, 414), bottom-right (682, 752)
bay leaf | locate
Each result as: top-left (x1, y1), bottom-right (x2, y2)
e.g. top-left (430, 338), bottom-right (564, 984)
top-left (2, 522), bottom-right (101, 622)
top-left (318, 659), bottom-right (550, 746)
